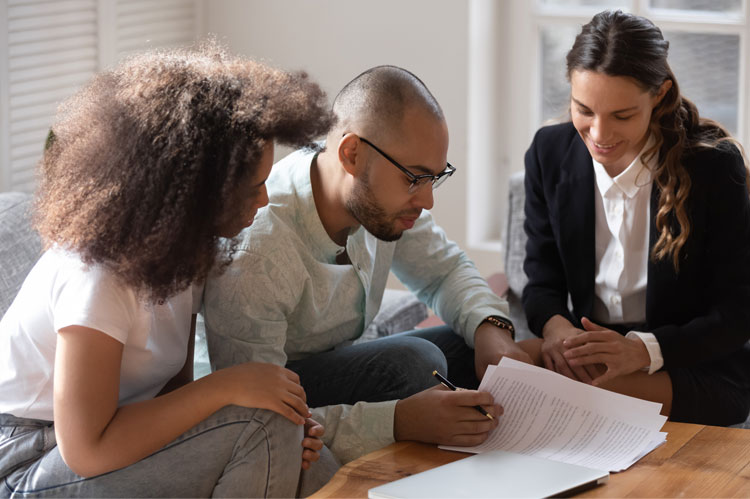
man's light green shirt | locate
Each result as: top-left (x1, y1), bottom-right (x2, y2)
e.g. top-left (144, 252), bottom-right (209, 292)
top-left (204, 148), bottom-right (511, 463)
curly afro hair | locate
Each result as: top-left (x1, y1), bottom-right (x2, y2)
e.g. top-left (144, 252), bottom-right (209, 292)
top-left (35, 40), bottom-right (334, 302)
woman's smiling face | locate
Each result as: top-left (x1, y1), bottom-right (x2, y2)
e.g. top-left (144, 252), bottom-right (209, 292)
top-left (570, 70), bottom-right (669, 176)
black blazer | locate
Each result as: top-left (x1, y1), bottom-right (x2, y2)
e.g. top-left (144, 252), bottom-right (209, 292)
top-left (522, 122), bottom-right (750, 369)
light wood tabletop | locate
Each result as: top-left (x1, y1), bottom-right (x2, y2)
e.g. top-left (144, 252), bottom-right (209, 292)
top-left (311, 421), bottom-right (750, 498)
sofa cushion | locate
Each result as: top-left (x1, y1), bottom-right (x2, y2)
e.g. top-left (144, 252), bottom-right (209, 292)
top-left (0, 192), bottom-right (42, 317)
top-left (505, 171), bottom-right (528, 299)
top-left (503, 171), bottom-right (534, 340)
top-left (355, 289), bottom-right (428, 343)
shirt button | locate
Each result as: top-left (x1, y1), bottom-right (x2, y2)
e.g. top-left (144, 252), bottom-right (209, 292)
top-left (610, 295), bottom-right (621, 305)
top-left (357, 264), bottom-right (362, 271)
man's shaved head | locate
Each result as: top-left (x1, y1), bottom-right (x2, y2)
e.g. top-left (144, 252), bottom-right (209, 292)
top-left (331, 65), bottom-right (444, 142)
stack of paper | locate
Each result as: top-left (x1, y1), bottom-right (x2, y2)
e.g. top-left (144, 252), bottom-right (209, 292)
top-left (441, 358), bottom-right (667, 472)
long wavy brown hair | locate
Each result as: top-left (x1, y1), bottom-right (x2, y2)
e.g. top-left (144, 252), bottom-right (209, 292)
top-left (35, 40), bottom-right (334, 302)
top-left (566, 10), bottom-right (749, 271)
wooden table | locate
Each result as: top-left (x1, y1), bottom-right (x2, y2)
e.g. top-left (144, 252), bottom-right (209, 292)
top-left (312, 422), bottom-right (750, 498)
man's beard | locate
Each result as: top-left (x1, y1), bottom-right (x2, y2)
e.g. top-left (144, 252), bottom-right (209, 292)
top-left (345, 175), bottom-right (410, 242)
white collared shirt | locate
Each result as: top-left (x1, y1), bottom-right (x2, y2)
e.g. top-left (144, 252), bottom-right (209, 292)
top-left (591, 139), bottom-right (664, 373)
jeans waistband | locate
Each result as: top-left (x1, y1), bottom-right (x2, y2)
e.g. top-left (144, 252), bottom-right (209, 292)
top-left (0, 413), bottom-right (53, 428)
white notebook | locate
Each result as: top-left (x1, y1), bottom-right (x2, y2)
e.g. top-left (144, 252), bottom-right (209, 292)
top-left (368, 449), bottom-right (609, 499)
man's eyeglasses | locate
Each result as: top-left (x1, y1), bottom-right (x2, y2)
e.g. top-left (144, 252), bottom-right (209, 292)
top-left (358, 137), bottom-right (455, 194)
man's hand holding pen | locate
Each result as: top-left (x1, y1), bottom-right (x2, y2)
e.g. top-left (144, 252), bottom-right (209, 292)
top-left (433, 370), bottom-right (494, 420)
top-left (392, 384), bottom-right (502, 447)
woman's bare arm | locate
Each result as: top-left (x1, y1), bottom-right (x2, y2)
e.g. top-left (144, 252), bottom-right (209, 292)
top-left (54, 325), bottom-right (309, 477)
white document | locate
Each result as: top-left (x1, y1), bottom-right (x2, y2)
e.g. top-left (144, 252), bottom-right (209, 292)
top-left (441, 358), bottom-right (667, 472)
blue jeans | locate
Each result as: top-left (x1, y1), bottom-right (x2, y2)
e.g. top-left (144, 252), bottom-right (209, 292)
top-left (1, 406), bottom-right (315, 498)
top-left (286, 325), bottom-right (478, 408)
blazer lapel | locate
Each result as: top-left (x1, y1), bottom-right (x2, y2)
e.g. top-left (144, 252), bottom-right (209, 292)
top-left (556, 136), bottom-right (596, 319)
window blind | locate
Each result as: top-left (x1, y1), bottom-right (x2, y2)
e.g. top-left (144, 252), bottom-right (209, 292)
top-left (1, 0), bottom-right (202, 192)
top-left (5, 0), bottom-right (98, 192)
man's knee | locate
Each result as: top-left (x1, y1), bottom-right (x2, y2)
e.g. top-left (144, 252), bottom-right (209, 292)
top-left (368, 336), bottom-right (446, 396)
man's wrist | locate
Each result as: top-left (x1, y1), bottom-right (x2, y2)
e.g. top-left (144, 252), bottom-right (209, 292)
top-left (393, 399), bottom-right (404, 441)
top-left (479, 315), bottom-right (515, 341)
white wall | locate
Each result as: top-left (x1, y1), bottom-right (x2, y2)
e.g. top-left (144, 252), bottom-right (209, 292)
top-left (204, 0), bottom-right (503, 281)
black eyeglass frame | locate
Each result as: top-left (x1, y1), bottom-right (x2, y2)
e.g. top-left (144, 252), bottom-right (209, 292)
top-left (358, 136), bottom-right (455, 194)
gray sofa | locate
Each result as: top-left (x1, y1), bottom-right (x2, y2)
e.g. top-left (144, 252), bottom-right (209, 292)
top-left (503, 171), bottom-right (532, 339)
top-left (0, 193), bottom-right (41, 316)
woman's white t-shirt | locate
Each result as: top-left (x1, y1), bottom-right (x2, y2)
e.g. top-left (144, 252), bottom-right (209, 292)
top-left (0, 249), bottom-right (201, 421)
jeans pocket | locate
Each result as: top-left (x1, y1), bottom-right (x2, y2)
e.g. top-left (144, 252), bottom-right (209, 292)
top-left (0, 420), bottom-right (50, 479)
